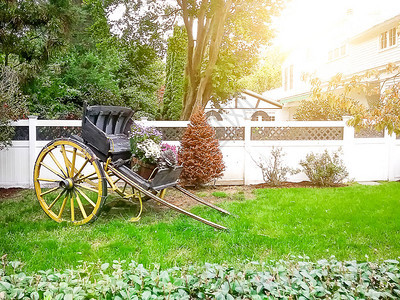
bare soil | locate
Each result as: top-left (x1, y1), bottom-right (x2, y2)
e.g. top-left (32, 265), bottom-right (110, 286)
top-left (152, 181), bottom-right (346, 211)
top-left (0, 182), bottom-right (347, 210)
top-left (0, 188), bottom-right (23, 200)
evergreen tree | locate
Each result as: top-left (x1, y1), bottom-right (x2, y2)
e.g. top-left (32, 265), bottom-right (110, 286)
top-left (178, 107), bottom-right (225, 187)
top-left (163, 26), bottom-right (187, 120)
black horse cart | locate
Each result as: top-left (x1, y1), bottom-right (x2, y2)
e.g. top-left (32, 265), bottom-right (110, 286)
top-left (33, 105), bottom-right (229, 229)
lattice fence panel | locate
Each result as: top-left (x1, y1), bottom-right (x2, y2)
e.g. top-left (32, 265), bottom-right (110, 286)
top-left (251, 127), bottom-right (344, 140)
top-left (11, 126), bottom-right (29, 140)
top-left (36, 127), bottom-right (81, 141)
top-left (355, 128), bottom-right (384, 138)
top-left (156, 127), bottom-right (185, 141)
top-left (215, 127), bottom-right (244, 140)
top-left (157, 127), bottom-right (245, 141)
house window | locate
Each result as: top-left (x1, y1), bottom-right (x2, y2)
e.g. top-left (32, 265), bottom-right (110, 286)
top-left (205, 110), bottom-right (223, 121)
top-left (380, 28), bottom-right (397, 49)
top-left (251, 111), bottom-right (275, 121)
top-left (389, 28), bottom-right (397, 47)
top-left (328, 44), bottom-right (347, 61)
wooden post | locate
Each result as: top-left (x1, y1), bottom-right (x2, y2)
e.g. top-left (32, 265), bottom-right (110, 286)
top-left (29, 115), bottom-right (38, 188)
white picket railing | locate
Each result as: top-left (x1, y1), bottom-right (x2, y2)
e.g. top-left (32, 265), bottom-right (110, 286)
top-left (1, 116), bottom-right (400, 188)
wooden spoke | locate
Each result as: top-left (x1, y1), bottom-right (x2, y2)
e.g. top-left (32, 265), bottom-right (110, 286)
top-left (40, 162), bottom-right (65, 179)
top-left (70, 148), bottom-right (77, 177)
top-left (74, 191), bottom-right (87, 219)
top-left (75, 187), bottom-right (96, 207)
top-left (73, 158), bottom-right (89, 180)
top-left (65, 149), bottom-right (86, 159)
top-left (47, 190), bottom-right (66, 210)
top-left (57, 193), bottom-right (69, 219)
top-left (82, 178), bottom-right (99, 188)
top-left (60, 145), bottom-right (71, 177)
top-left (122, 182), bottom-right (128, 194)
top-left (40, 186), bottom-right (60, 197)
top-left (76, 171), bottom-right (96, 183)
top-left (76, 184), bottom-right (99, 194)
top-left (48, 151), bottom-right (68, 178)
top-left (37, 178), bottom-right (60, 182)
top-left (70, 193), bottom-right (75, 222)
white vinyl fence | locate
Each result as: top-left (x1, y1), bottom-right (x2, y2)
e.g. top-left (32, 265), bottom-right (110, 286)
top-left (1, 116), bottom-right (400, 188)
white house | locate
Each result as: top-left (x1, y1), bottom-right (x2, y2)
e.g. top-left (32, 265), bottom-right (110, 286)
top-left (204, 89), bottom-right (283, 124)
top-left (267, 13), bottom-right (400, 120)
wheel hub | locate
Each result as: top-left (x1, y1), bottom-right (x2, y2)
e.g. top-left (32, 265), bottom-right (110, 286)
top-left (60, 178), bottom-right (74, 190)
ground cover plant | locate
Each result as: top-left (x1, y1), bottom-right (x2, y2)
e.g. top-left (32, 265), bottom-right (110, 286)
top-left (1, 258), bottom-right (400, 299)
top-left (1, 183), bottom-right (400, 275)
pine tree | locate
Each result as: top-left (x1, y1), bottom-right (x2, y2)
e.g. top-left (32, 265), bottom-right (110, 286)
top-left (179, 107), bottom-right (225, 187)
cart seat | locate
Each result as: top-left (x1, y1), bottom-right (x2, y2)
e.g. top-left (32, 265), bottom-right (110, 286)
top-left (82, 105), bottom-right (134, 161)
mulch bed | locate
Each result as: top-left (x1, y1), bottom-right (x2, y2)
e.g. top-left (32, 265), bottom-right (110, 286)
top-left (0, 188), bottom-right (23, 200)
top-left (251, 181), bottom-right (347, 189)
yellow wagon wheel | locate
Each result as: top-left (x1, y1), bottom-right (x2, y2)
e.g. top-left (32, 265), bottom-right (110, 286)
top-left (33, 138), bottom-right (107, 225)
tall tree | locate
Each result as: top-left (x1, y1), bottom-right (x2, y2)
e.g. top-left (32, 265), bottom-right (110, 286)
top-left (24, 0), bottom-right (164, 119)
top-left (163, 25), bottom-right (187, 120)
top-left (177, 0), bottom-right (283, 120)
top-left (0, 0), bottom-right (76, 68)
top-left (238, 48), bottom-right (285, 94)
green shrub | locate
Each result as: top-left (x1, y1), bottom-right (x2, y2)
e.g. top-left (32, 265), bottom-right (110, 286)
top-left (252, 147), bottom-right (296, 186)
top-left (299, 148), bottom-right (349, 186)
top-left (1, 258), bottom-right (400, 299)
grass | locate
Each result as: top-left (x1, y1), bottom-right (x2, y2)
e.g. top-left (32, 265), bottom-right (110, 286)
top-left (1, 182), bottom-right (400, 273)
top-left (211, 191), bottom-right (228, 198)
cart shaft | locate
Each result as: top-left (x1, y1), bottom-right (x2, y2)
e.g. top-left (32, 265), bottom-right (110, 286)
top-left (108, 165), bottom-right (228, 230)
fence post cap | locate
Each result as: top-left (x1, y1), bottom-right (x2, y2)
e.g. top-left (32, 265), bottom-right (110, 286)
top-left (28, 115), bottom-right (39, 120)
top-left (342, 115), bottom-right (353, 121)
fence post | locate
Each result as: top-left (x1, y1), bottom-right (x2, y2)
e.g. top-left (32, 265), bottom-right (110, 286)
top-left (28, 115), bottom-right (38, 188)
top-left (243, 119), bottom-right (251, 185)
top-left (342, 116), bottom-right (355, 180)
top-left (385, 129), bottom-right (396, 181)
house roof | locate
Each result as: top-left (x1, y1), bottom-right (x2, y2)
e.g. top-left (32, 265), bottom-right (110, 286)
top-left (279, 92), bottom-right (310, 104)
top-left (351, 13), bottom-right (400, 43)
top-left (242, 90), bottom-right (283, 108)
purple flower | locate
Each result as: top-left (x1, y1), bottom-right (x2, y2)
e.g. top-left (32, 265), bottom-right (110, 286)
top-left (161, 143), bottom-right (179, 159)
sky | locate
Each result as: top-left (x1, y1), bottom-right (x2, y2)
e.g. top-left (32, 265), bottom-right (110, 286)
top-left (273, 0), bottom-right (400, 51)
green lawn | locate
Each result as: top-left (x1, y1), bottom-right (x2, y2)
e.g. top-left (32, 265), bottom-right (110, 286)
top-left (1, 182), bottom-right (400, 273)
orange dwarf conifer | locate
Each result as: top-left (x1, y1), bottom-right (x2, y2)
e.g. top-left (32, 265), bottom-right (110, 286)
top-left (178, 107), bottom-right (225, 187)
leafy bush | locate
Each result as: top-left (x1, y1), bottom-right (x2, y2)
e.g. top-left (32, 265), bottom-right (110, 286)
top-left (253, 147), bottom-right (295, 186)
top-left (300, 148), bottom-right (349, 186)
top-left (178, 107), bottom-right (225, 187)
top-left (1, 257), bottom-right (400, 299)
top-left (0, 66), bottom-right (28, 150)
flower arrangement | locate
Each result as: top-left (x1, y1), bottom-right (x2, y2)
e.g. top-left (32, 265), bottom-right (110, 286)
top-left (130, 124), bottom-right (179, 172)
top-left (130, 123), bottom-right (163, 165)
top-left (158, 143), bottom-right (179, 169)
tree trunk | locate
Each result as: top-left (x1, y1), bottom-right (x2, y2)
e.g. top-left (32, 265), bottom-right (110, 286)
top-left (179, 0), bottom-right (232, 120)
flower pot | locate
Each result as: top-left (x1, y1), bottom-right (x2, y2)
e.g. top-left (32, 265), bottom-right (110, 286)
top-left (131, 157), bottom-right (157, 180)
